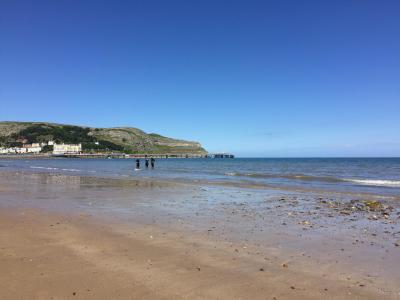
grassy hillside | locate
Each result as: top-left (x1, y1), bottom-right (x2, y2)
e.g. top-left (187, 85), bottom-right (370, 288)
top-left (0, 122), bottom-right (207, 155)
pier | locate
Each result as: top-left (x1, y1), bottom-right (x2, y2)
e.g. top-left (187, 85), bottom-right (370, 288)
top-left (57, 153), bottom-right (235, 159)
top-left (53, 153), bottom-right (208, 159)
top-left (208, 153), bottom-right (235, 158)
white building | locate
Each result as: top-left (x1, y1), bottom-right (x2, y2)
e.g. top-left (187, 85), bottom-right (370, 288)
top-left (0, 147), bottom-right (20, 154)
top-left (26, 146), bottom-right (42, 153)
top-left (16, 147), bottom-right (27, 154)
top-left (0, 144), bottom-right (42, 154)
top-left (40, 141), bottom-right (54, 147)
top-left (53, 143), bottom-right (82, 155)
top-left (22, 144), bottom-right (42, 153)
top-left (0, 148), bottom-right (14, 154)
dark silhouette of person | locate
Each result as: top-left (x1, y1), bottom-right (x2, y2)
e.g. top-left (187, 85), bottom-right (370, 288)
top-left (145, 158), bottom-right (149, 168)
top-left (150, 157), bottom-right (155, 169)
top-left (135, 159), bottom-right (140, 169)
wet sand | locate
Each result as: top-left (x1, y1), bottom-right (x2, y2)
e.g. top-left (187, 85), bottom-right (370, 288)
top-left (0, 171), bottom-right (399, 299)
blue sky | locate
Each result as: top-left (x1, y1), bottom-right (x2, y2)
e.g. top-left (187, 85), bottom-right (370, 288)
top-left (1, 0), bottom-right (399, 157)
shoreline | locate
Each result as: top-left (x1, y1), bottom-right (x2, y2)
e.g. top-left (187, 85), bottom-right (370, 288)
top-left (1, 171), bottom-right (399, 299)
top-left (0, 166), bottom-right (399, 201)
top-left (1, 158), bottom-right (400, 200)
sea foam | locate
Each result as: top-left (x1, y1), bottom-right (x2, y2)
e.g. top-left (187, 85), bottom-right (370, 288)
top-left (345, 179), bottom-right (400, 187)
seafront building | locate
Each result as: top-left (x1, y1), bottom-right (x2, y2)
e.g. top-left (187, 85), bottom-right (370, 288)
top-left (0, 141), bottom-right (80, 155)
top-left (0, 148), bottom-right (15, 154)
top-left (22, 143), bottom-right (42, 153)
top-left (0, 144), bottom-right (42, 154)
top-left (0, 140), bottom-right (56, 155)
top-left (53, 143), bottom-right (82, 155)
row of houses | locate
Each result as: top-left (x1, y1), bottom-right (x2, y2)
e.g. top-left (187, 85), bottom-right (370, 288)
top-left (0, 142), bottom-right (82, 155)
top-left (0, 143), bottom-right (42, 154)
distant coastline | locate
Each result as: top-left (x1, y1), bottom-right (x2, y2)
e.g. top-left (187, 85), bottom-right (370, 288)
top-left (0, 121), bottom-right (208, 156)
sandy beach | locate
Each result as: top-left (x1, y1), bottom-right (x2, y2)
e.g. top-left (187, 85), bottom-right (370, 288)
top-left (0, 171), bottom-right (399, 300)
top-left (2, 0), bottom-right (399, 297)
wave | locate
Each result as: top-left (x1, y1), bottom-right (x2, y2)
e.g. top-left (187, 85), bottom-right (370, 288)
top-left (224, 172), bottom-right (238, 176)
top-left (61, 168), bottom-right (81, 172)
top-left (224, 172), bottom-right (400, 187)
top-left (344, 179), bottom-right (400, 187)
top-left (30, 166), bottom-right (82, 172)
top-left (224, 172), bottom-right (342, 182)
top-left (30, 166), bottom-right (60, 170)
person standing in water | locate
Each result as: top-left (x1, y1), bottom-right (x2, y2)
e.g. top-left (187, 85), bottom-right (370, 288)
top-left (145, 157), bottom-right (149, 169)
top-left (150, 157), bottom-right (155, 169)
top-left (135, 158), bottom-right (140, 169)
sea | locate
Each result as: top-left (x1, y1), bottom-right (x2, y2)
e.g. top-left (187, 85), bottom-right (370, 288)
top-left (0, 157), bottom-right (399, 197)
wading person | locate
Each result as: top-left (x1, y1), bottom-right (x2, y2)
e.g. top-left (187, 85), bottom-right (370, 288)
top-left (150, 157), bottom-right (155, 169)
top-left (145, 157), bottom-right (149, 168)
top-left (135, 158), bottom-right (140, 170)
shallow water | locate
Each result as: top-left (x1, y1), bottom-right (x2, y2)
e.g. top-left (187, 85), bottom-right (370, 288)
top-left (0, 157), bottom-right (399, 196)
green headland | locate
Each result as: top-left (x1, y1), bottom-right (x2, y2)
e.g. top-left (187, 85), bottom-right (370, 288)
top-left (0, 121), bottom-right (207, 155)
